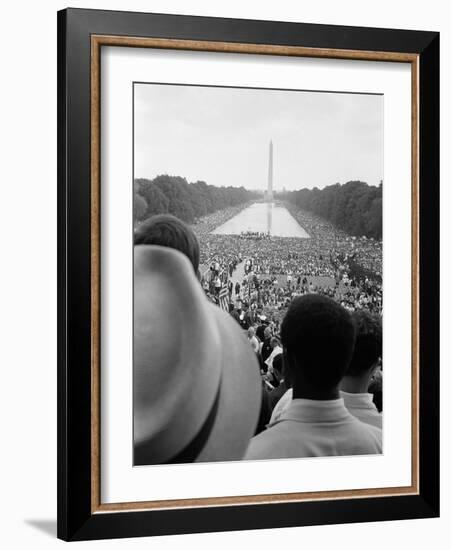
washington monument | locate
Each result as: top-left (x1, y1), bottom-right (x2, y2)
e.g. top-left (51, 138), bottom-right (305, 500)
top-left (267, 139), bottom-right (273, 201)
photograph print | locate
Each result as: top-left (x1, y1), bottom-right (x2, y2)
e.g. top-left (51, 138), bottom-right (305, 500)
top-left (133, 82), bottom-right (383, 466)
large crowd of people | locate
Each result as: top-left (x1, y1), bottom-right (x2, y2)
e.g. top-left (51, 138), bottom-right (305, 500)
top-left (133, 205), bottom-right (383, 465)
top-left (197, 204), bottom-right (382, 326)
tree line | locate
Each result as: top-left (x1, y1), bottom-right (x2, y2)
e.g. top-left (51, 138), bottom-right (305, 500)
top-left (134, 175), bottom-right (258, 224)
top-left (280, 181), bottom-right (382, 240)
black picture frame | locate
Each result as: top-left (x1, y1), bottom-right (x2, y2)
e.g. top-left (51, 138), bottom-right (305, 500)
top-left (57, 7), bottom-right (439, 541)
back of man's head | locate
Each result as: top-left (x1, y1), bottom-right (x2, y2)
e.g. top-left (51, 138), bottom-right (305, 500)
top-left (346, 310), bottom-right (382, 377)
top-left (134, 214), bottom-right (200, 274)
top-left (281, 295), bottom-right (356, 393)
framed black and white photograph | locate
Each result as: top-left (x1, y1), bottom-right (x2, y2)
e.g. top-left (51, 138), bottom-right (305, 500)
top-left (132, 82), bottom-right (384, 468)
top-left (57, 8), bottom-right (439, 541)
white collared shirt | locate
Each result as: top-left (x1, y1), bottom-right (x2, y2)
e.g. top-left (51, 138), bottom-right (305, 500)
top-left (340, 391), bottom-right (383, 430)
top-left (269, 389), bottom-right (383, 431)
top-left (269, 387), bottom-right (293, 424)
top-left (245, 398), bottom-right (382, 460)
top-left (264, 346), bottom-right (282, 369)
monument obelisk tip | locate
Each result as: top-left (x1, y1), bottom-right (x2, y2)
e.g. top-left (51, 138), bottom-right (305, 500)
top-left (267, 139), bottom-right (274, 202)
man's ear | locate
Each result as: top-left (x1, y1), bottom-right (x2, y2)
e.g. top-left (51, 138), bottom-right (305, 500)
top-left (369, 358), bottom-right (381, 377)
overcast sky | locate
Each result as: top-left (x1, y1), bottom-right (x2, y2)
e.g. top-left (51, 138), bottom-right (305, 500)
top-left (134, 83), bottom-right (383, 191)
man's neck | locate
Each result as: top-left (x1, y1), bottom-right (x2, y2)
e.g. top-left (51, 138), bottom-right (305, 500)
top-left (292, 387), bottom-right (340, 401)
top-left (340, 375), bottom-right (371, 394)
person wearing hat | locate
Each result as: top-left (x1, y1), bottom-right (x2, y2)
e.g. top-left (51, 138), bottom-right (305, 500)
top-left (245, 295), bottom-right (382, 460)
top-left (134, 245), bottom-right (262, 465)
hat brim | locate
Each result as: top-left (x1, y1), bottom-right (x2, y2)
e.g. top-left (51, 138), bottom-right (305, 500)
top-left (195, 303), bottom-right (262, 462)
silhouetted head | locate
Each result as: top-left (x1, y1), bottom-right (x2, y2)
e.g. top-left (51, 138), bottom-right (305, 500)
top-left (347, 310), bottom-right (382, 376)
top-left (281, 295), bottom-right (356, 397)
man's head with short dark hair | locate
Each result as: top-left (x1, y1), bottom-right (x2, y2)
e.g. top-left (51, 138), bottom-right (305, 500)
top-left (134, 214), bottom-right (200, 275)
top-left (281, 295), bottom-right (356, 398)
top-left (346, 310), bottom-right (382, 377)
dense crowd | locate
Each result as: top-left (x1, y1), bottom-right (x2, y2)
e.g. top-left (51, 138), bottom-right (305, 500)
top-left (197, 204), bottom-right (382, 325)
top-left (133, 206), bottom-right (383, 466)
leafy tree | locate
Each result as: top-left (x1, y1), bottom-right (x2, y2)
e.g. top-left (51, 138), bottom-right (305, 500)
top-left (133, 193), bottom-right (147, 221)
top-left (280, 180), bottom-right (382, 240)
top-left (133, 176), bottom-right (258, 225)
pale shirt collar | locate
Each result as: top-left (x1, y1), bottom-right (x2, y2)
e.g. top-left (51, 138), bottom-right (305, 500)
top-left (340, 391), bottom-right (378, 411)
top-left (278, 397), bottom-right (353, 424)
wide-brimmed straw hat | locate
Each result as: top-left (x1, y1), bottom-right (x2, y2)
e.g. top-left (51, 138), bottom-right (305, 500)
top-left (134, 245), bottom-right (262, 465)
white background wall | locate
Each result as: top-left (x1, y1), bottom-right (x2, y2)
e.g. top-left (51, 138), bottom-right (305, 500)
top-left (0, 0), bottom-right (448, 548)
